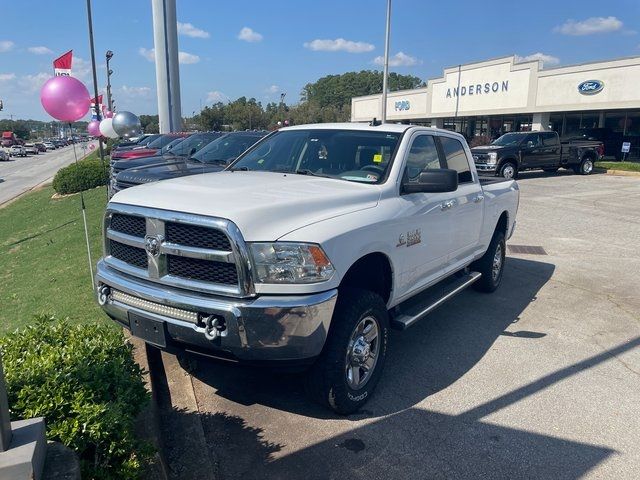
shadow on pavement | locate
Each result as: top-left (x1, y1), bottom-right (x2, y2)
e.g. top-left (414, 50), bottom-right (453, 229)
top-left (187, 257), bottom-right (555, 419)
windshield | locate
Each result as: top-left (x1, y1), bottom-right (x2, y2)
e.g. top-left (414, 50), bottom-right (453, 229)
top-left (137, 134), bottom-right (160, 146)
top-left (147, 135), bottom-right (181, 149)
top-left (229, 129), bottom-right (401, 184)
top-left (169, 132), bottom-right (221, 157)
top-left (160, 138), bottom-right (185, 154)
top-left (491, 133), bottom-right (525, 147)
top-left (192, 133), bottom-right (265, 164)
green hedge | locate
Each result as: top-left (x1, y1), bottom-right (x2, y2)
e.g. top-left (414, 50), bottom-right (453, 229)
top-left (0, 315), bottom-right (151, 479)
top-left (53, 159), bottom-right (109, 195)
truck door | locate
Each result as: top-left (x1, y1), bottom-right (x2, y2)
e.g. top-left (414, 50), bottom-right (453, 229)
top-left (395, 134), bottom-right (454, 297)
top-left (541, 132), bottom-right (560, 166)
top-left (520, 133), bottom-right (546, 169)
top-left (438, 135), bottom-right (484, 267)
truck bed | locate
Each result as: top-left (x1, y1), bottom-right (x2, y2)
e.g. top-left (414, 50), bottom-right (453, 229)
top-left (479, 176), bottom-right (511, 186)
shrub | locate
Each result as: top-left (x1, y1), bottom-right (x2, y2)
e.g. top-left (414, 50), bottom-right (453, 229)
top-left (0, 315), bottom-right (151, 479)
top-left (52, 160), bottom-right (109, 195)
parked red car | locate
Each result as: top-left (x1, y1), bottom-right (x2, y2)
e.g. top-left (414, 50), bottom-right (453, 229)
top-left (111, 133), bottom-right (188, 160)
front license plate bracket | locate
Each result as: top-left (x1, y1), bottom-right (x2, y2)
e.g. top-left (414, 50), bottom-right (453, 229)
top-left (129, 312), bottom-right (167, 348)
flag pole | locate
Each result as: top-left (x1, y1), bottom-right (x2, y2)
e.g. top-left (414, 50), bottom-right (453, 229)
top-left (381, 0), bottom-right (392, 123)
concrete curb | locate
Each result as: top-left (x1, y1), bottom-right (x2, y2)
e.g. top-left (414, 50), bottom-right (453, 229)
top-left (595, 168), bottom-right (640, 177)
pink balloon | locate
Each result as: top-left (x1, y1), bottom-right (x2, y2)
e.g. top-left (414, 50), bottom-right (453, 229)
top-left (87, 120), bottom-right (101, 136)
top-left (40, 76), bottom-right (91, 122)
top-left (104, 110), bottom-right (114, 118)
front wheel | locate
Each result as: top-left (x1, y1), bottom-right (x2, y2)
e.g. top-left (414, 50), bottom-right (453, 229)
top-left (498, 162), bottom-right (518, 180)
top-left (306, 288), bottom-right (389, 414)
top-left (471, 230), bottom-right (506, 293)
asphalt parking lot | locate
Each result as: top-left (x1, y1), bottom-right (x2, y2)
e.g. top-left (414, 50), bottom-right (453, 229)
top-left (157, 170), bottom-right (640, 480)
top-left (0, 143), bottom-right (95, 206)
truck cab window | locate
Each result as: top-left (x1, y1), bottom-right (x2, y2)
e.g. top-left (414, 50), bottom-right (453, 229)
top-left (405, 135), bottom-right (441, 181)
top-left (440, 136), bottom-right (472, 183)
top-left (542, 132), bottom-right (558, 146)
top-left (524, 133), bottom-right (542, 148)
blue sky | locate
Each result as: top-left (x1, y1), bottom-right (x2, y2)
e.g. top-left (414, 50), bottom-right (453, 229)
top-left (1, 0), bottom-right (639, 121)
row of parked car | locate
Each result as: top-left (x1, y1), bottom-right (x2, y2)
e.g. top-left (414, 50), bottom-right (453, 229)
top-left (0, 139), bottom-right (72, 161)
top-left (108, 130), bottom-right (268, 197)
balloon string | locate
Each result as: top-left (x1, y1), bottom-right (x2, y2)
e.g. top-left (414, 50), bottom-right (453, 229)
top-left (69, 123), bottom-right (95, 290)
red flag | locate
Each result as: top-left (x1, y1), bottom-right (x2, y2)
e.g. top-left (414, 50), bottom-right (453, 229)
top-left (53, 50), bottom-right (73, 76)
top-left (90, 95), bottom-right (104, 118)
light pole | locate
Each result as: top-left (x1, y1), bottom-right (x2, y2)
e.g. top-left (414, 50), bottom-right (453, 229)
top-left (381, 0), bottom-right (392, 123)
top-left (106, 50), bottom-right (114, 112)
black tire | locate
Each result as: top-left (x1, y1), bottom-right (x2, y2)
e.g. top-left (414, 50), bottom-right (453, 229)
top-left (542, 167), bottom-right (559, 173)
top-left (498, 161), bottom-right (518, 180)
top-left (471, 230), bottom-right (506, 293)
top-left (576, 156), bottom-right (595, 175)
top-left (306, 288), bottom-right (389, 414)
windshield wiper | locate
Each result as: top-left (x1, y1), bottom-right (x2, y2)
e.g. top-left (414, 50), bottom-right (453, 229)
top-left (295, 169), bottom-right (331, 178)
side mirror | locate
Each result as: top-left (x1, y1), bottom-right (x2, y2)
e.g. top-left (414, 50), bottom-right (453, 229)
top-left (402, 168), bottom-right (458, 194)
top-left (526, 141), bottom-right (535, 148)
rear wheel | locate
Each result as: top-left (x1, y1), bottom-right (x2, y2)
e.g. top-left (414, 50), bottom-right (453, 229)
top-left (498, 162), bottom-right (518, 180)
top-left (575, 157), bottom-right (594, 175)
top-left (306, 288), bottom-right (389, 414)
top-left (471, 230), bottom-right (506, 293)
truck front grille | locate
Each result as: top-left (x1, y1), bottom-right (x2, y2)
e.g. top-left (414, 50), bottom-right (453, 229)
top-left (110, 241), bottom-right (147, 269)
top-left (111, 213), bottom-right (146, 237)
top-left (103, 207), bottom-right (252, 297)
top-left (167, 256), bottom-right (238, 284)
top-left (165, 222), bottom-right (231, 250)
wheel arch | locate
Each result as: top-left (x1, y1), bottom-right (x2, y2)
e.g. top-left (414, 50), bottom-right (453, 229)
top-left (338, 252), bottom-right (393, 305)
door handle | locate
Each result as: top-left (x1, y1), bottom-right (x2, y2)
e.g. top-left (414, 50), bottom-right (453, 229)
top-left (474, 195), bottom-right (484, 203)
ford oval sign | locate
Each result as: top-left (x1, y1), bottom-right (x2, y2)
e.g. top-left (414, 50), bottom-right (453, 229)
top-left (578, 80), bottom-right (604, 95)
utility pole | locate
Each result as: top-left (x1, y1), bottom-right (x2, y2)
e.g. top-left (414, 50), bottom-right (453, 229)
top-left (106, 50), bottom-right (114, 112)
top-left (151, 0), bottom-right (182, 132)
top-left (381, 0), bottom-right (392, 123)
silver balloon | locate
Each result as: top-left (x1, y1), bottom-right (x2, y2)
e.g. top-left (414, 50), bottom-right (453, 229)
top-left (112, 111), bottom-right (142, 138)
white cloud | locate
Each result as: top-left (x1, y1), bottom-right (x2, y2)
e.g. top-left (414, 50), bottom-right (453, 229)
top-left (266, 84), bottom-right (279, 94)
top-left (178, 51), bottom-right (200, 64)
top-left (373, 51), bottom-right (420, 67)
top-left (19, 72), bottom-right (50, 93)
top-left (555, 16), bottom-right (623, 36)
top-left (0, 40), bottom-right (14, 52)
top-left (177, 22), bottom-right (210, 39)
top-left (206, 91), bottom-right (229, 103)
top-left (119, 85), bottom-right (152, 97)
top-left (238, 27), bottom-right (263, 43)
top-left (303, 38), bottom-right (375, 53)
top-left (139, 47), bottom-right (199, 64)
top-left (139, 47), bottom-right (156, 62)
top-left (515, 52), bottom-right (560, 66)
top-left (28, 46), bottom-right (53, 55)
top-left (0, 73), bottom-right (16, 81)
top-left (72, 57), bottom-right (92, 81)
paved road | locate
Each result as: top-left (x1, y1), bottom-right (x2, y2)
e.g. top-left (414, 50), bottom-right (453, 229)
top-left (0, 142), bottom-right (97, 206)
top-left (161, 171), bottom-right (640, 479)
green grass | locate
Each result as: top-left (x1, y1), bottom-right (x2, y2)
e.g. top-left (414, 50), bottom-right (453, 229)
top-left (595, 161), bottom-right (640, 172)
top-left (0, 186), bottom-right (110, 333)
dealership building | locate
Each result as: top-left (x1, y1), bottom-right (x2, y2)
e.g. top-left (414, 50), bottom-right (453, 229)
top-left (351, 55), bottom-right (640, 158)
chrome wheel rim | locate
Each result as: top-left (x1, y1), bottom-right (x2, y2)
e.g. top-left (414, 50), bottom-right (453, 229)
top-left (583, 160), bottom-right (593, 174)
top-left (492, 243), bottom-right (503, 282)
top-left (345, 316), bottom-right (380, 390)
top-left (502, 165), bottom-right (515, 179)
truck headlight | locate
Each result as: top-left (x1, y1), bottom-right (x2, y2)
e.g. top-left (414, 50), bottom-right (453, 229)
top-left (487, 152), bottom-right (498, 165)
top-left (249, 242), bottom-right (335, 284)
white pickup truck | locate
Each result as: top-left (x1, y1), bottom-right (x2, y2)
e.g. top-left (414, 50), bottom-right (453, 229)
top-left (96, 123), bottom-right (519, 413)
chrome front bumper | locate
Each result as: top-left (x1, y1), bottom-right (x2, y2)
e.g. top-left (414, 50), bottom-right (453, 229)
top-left (475, 163), bottom-right (497, 173)
top-left (95, 260), bottom-right (337, 363)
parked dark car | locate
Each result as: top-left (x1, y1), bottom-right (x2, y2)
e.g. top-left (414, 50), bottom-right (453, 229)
top-left (110, 134), bottom-right (163, 158)
top-left (112, 131), bottom-right (267, 193)
top-left (34, 143), bottom-right (47, 153)
top-left (471, 131), bottom-right (603, 178)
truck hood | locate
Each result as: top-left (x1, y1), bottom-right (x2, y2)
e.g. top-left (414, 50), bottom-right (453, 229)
top-left (110, 171), bottom-right (381, 241)
top-left (117, 161), bottom-right (225, 184)
top-left (470, 145), bottom-right (504, 152)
